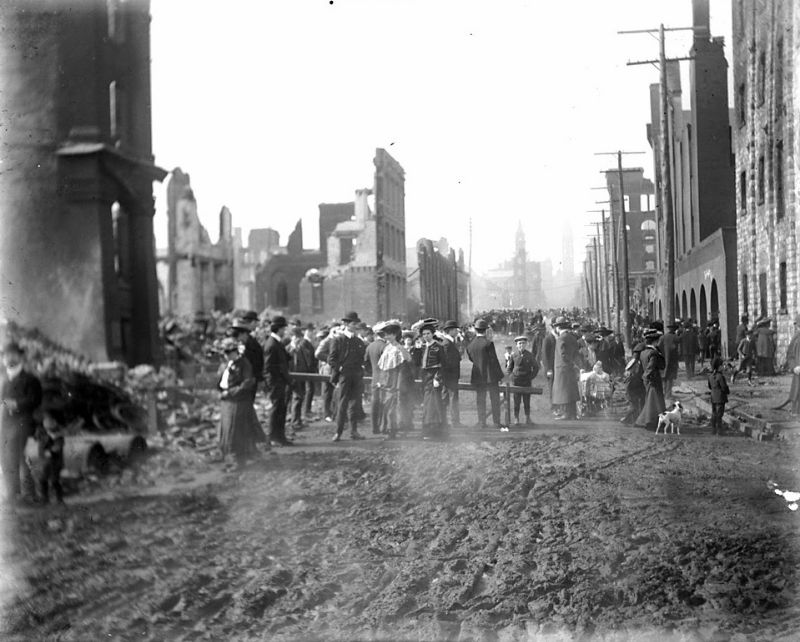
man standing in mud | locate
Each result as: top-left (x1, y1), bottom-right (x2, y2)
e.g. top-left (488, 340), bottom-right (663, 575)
top-left (542, 321), bottom-right (557, 416)
top-left (658, 322), bottom-right (680, 400)
top-left (329, 311), bottom-right (367, 441)
top-left (467, 319), bottom-right (505, 430)
top-left (263, 316), bottom-right (293, 447)
top-left (552, 317), bottom-right (580, 420)
top-left (439, 320), bottom-right (463, 428)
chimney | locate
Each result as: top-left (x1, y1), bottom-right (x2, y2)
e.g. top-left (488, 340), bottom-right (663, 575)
top-left (692, 0), bottom-right (710, 42)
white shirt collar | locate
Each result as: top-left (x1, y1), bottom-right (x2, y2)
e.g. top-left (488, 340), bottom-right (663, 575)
top-left (270, 332), bottom-right (282, 342)
top-left (5, 364), bottom-right (23, 380)
top-left (343, 329), bottom-right (354, 338)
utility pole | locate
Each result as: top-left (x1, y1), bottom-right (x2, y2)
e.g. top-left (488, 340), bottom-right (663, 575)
top-left (589, 196), bottom-right (617, 329)
top-left (584, 222), bottom-right (606, 324)
top-left (468, 217), bottom-right (473, 318)
top-left (596, 152), bottom-right (646, 353)
top-left (620, 24), bottom-right (694, 327)
top-left (593, 236), bottom-right (603, 323)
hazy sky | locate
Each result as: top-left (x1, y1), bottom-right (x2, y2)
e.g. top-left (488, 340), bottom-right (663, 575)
top-left (150, 0), bottom-right (732, 273)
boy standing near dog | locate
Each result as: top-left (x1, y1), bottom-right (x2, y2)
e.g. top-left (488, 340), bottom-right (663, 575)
top-left (707, 357), bottom-right (730, 435)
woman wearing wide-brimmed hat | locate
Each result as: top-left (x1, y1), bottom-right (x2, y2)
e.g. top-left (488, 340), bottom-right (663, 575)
top-left (635, 328), bottom-right (666, 430)
top-left (416, 320), bottom-right (445, 439)
top-left (217, 337), bottom-right (259, 467)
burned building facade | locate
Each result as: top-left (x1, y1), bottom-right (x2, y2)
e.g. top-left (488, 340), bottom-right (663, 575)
top-left (0, 0), bottom-right (165, 364)
top-left (157, 168), bottom-right (234, 316)
top-left (602, 168), bottom-right (659, 319)
top-left (733, 0), bottom-right (800, 363)
top-left (299, 149), bottom-right (407, 324)
top-left (407, 238), bottom-right (469, 322)
top-left (647, 0), bottom-right (737, 354)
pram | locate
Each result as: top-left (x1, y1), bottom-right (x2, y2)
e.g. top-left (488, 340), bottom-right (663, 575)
top-left (578, 370), bottom-right (614, 418)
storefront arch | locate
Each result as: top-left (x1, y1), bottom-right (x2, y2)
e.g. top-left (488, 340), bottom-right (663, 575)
top-left (699, 284), bottom-right (708, 328)
top-left (681, 291), bottom-right (688, 320)
top-left (710, 280), bottom-right (719, 321)
top-left (690, 289), bottom-right (697, 323)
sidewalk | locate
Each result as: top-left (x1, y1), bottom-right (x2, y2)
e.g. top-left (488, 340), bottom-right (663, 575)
top-left (671, 363), bottom-right (800, 440)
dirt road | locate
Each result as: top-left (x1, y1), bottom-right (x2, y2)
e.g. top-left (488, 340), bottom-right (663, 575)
top-left (2, 416), bottom-right (800, 641)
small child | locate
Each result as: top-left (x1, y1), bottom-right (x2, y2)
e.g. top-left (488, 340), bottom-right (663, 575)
top-left (34, 410), bottom-right (65, 504)
top-left (707, 357), bottom-right (730, 435)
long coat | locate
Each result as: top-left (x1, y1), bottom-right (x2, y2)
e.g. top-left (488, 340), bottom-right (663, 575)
top-left (635, 345), bottom-right (666, 426)
top-left (658, 332), bottom-right (680, 378)
top-left (785, 331), bottom-right (800, 411)
top-left (541, 332), bottom-right (556, 374)
top-left (263, 335), bottom-right (292, 390)
top-left (552, 331), bottom-right (580, 405)
top-left (218, 356), bottom-right (261, 457)
top-left (466, 335), bottom-right (504, 386)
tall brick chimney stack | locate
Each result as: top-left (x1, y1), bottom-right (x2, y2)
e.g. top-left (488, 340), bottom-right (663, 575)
top-left (692, 0), bottom-right (710, 42)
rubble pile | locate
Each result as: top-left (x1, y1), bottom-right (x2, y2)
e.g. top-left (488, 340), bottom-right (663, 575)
top-left (5, 430), bottom-right (800, 640)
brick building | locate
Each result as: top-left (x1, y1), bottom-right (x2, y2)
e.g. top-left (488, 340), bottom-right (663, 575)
top-left (0, 0), bottom-right (166, 364)
top-left (157, 168), bottom-right (234, 316)
top-left (733, 0), bottom-right (800, 363)
top-left (299, 149), bottom-right (407, 324)
top-left (647, 0), bottom-right (737, 355)
top-left (407, 238), bottom-right (469, 322)
top-left (602, 168), bottom-right (659, 319)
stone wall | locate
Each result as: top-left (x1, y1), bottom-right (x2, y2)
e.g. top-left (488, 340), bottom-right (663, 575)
top-left (733, 0), bottom-right (798, 363)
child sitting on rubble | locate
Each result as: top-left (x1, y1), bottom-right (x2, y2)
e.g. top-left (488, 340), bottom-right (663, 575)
top-left (32, 409), bottom-right (65, 504)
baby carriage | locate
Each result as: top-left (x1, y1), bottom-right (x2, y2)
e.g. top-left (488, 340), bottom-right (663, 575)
top-left (578, 370), bottom-right (614, 418)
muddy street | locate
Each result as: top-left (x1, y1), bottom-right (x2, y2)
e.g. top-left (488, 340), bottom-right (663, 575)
top-left (2, 420), bottom-right (800, 641)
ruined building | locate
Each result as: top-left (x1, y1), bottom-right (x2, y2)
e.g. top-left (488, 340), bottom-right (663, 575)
top-left (602, 168), bottom-right (658, 319)
top-left (647, 0), bottom-right (737, 354)
top-left (232, 228), bottom-right (281, 311)
top-left (733, 0), bottom-right (800, 362)
top-left (0, 0), bottom-right (166, 364)
top-left (407, 238), bottom-right (469, 322)
top-left (298, 149), bottom-right (407, 324)
top-left (157, 168), bottom-right (234, 316)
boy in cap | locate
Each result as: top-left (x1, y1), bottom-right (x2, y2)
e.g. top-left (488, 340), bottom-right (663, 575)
top-left (707, 357), bottom-right (730, 435)
top-left (506, 335), bottom-right (538, 425)
top-left (32, 408), bottom-right (65, 504)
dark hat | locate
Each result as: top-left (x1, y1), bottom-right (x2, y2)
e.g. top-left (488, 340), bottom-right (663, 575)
top-left (514, 335), bottom-right (528, 343)
top-left (442, 320), bottom-right (459, 331)
top-left (756, 317), bottom-right (771, 327)
top-left (270, 315), bottom-right (288, 329)
top-left (579, 324), bottom-right (593, 333)
top-left (230, 318), bottom-right (251, 331)
top-left (242, 310), bottom-right (259, 322)
top-left (303, 322), bottom-right (316, 331)
top-left (421, 317), bottom-right (439, 328)
top-left (666, 322), bottom-right (679, 330)
top-left (643, 328), bottom-right (662, 340)
top-left (632, 342), bottom-right (646, 353)
top-left (571, 322), bottom-right (581, 330)
top-left (474, 319), bottom-right (489, 331)
top-left (597, 326), bottom-right (613, 336)
top-left (2, 341), bottom-right (23, 355)
top-left (341, 311), bottom-right (361, 324)
top-left (375, 320), bottom-right (402, 335)
top-left (649, 321), bottom-right (664, 332)
top-left (553, 316), bottom-right (570, 328)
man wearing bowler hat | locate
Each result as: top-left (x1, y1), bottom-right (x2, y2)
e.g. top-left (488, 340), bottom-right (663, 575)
top-left (467, 319), bottom-right (506, 430)
top-left (658, 321), bottom-right (681, 400)
top-left (329, 311), bottom-right (367, 441)
top-left (263, 316), bottom-right (293, 446)
top-left (440, 320), bottom-right (463, 428)
top-left (552, 316), bottom-right (580, 420)
top-left (1, 341), bottom-right (41, 503)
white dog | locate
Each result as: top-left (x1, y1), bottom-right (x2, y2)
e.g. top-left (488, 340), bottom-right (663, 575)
top-left (655, 401), bottom-right (684, 434)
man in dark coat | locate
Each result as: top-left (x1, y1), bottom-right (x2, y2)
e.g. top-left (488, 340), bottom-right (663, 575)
top-left (466, 319), bottom-right (505, 429)
top-left (507, 335), bottom-right (538, 425)
top-left (263, 316), bottom-right (293, 446)
top-left (658, 322), bottom-right (681, 400)
top-left (552, 317), bottom-right (580, 420)
top-left (754, 318), bottom-right (776, 375)
top-left (707, 357), bottom-right (730, 435)
top-left (329, 311), bottom-right (367, 441)
top-left (635, 328), bottom-right (666, 430)
top-left (680, 319), bottom-right (699, 378)
top-left (735, 315), bottom-right (749, 345)
top-left (440, 320), bottom-right (463, 428)
top-left (783, 315), bottom-right (800, 414)
top-left (364, 327), bottom-right (387, 434)
top-left (1, 341), bottom-right (41, 503)
top-left (542, 323), bottom-right (557, 413)
top-left (238, 310), bottom-right (264, 390)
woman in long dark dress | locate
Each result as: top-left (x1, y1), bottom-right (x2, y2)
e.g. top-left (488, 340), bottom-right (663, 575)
top-left (635, 329), bottom-right (666, 430)
top-left (217, 338), bottom-right (258, 467)
top-left (417, 323), bottom-right (445, 440)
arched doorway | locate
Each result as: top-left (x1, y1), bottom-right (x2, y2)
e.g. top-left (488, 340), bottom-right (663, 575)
top-left (699, 285), bottom-right (707, 328)
top-left (675, 295), bottom-right (680, 321)
top-left (710, 280), bottom-right (719, 322)
top-left (658, 301), bottom-right (663, 321)
top-left (690, 289), bottom-right (697, 323)
top-left (681, 291), bottom-right (688, 320)
top-left (274, 278), bottom-right (288, 309)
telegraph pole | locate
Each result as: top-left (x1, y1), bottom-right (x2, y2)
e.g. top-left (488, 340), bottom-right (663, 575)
top-left (596, 152), bottom-right (646, 352)
top-left (468, 217), bottom-right (473, 317)
top-left (590, 196), bottom-right (617, 329)
top-left (620, 24), bottom-right (694, 327)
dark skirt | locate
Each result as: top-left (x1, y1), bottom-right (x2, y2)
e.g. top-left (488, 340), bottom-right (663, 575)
top-left (219, 400), bottom-right (262, 458)
top-left (635, 379), bottom-right (666, 427)
top-left (421, 371), bottom-right (443, 435)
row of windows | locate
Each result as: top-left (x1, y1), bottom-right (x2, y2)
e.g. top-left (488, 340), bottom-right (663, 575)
top-left (739, 140), bottom-right (784, 218)
top-left (737, 39), bottom-right (784, 126)
top-left (741, 264), bottom-right (788, 318)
